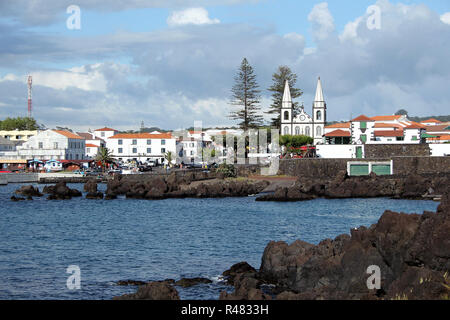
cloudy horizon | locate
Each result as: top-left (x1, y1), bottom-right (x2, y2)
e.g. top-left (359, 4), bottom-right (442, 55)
top-left (0, 0), bottom-right (449, 132)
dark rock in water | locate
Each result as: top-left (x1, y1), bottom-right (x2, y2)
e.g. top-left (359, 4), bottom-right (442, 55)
top-left (116, 280), bottom-right (148, 286)
top-left (45, 182), bottom-right (82, 200)
top-left (84, 179), bottom-right (98, 193)
top-left (250, 191), bottom-right (450, 300)
top-left (15, 185), bottom-right (43, 197)
top-left (174, 277), bottom-right (212, 288)
top-left (222, 261), bottom-right (257, 285)
top-left (104, 192), bottom-right (117, 200)
top-left (113, 281), bottom-right (180, 300)
top-left (26, 195), bottom-right (33, 200)
top-left (86, 191), bottom-right (104, 200)
top-left (42, 185), bottom-right (55, 194)
top-left (11, 196), bottom-right (25, 201)
top-left (220, 273), bottom-right (271, 300)
top-left (70, 189), bottom-right (82, 197)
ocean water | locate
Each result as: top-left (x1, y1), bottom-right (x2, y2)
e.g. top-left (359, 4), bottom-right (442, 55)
top-left (0, 183), bottom-right (439, 300)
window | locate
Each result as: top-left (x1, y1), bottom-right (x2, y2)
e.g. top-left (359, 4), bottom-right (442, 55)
top-left (118, 139), bottom-right (123, 145)
top-left (38, 142), bottom-right (43, 149)
top-left (360, 122), bottom-right (367, 129)
top-left (412, 136), bottom-right (418, 141)
top-left (396, 136), bottom-right (404, 141)
top-left (190, 143), bottom-right (195, 147)
top-left (360, 134), bottom-right (367, 143)
top-left (101, 132), bottom-right (105, 137)
top-left (161, 139), bottom-right (166, 145)
top-left (87, 148), bottom-right (90, 153)
top-left (118, 148), bottom-right (123, 154)
top-left (132, 139), bottom-right (137, 145)
top-left (316, 126), bottom-right (321, 137)
top-left (305, 126), bottom-right (311, 136)
top-left (316, 110), bottom-right (321, 121)
top-left (161, 148), bottom-right (166, 153)
top-left (76, 154), bottom-right (79, 160)
top-left (147, 148), bottom-right (151, 154)
top-left (54, 142), bottom-right (58, 149)
top-left (190, 150), bottom-right (194, 156)
top-left (132, 148), bottom-right (137, 153)
top-left (147, 140), bottom-right (151, 145)
top-left (284, 111), bottom-right (289, 121)
top-left (295, 127), bottom-right (300, 135)
top-left (283, 127), bottom-right (289, 135)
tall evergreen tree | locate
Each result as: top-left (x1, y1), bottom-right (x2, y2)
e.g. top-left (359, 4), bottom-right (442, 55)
top-left (266, 66), bottom-right (303, 128)
top-left (229, 58), bottom-right (263, 131)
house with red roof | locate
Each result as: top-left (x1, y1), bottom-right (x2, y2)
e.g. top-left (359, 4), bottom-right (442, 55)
top-left (14, 129), bottom-right (86, 161)
top-left (93, 127), bottom-right (119, 140)
top-left (106, 132), bottom-right (176, 164)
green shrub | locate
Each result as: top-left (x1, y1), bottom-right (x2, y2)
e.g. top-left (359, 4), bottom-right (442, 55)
top-left (216, 163), bottom-right (237, 178)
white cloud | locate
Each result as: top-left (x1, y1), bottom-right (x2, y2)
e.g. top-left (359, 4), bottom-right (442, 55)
top-left (308, 2), bottom-right (335, 41)
top-left (167, 7), bottom-right (220, 27)
top-left (441, 12), bottom-right (450, 25)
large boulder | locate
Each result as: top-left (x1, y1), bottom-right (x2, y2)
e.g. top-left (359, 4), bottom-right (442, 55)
top-left (113, 281), bottom-right (180, 300)
top-left (83, 180), bottom-right (98, 193)
top-left (15, 185), bottom-right (43, 197)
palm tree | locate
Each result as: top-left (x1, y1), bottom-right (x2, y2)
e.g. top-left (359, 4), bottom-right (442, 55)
top-left (95, 147), bottom-right (113, 172)
top-left (164, 151), bottom-right (174, 167)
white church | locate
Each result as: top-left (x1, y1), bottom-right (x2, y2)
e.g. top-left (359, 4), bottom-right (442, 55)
top-left (280, 77), bottom-right (326, 145)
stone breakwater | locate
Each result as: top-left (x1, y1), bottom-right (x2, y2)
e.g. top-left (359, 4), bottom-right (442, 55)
top-left (220, 192), bottom-right (450, 300)
top-left (256, 171), bottom-right (449, 201)
top-left (11, 172), bottom-right (270, 201)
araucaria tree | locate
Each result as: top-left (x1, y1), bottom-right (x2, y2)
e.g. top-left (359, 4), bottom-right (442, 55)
top-left (229, 58), bottom-right (263, 131)
top-left (266, 66), bottom-right (303, 128)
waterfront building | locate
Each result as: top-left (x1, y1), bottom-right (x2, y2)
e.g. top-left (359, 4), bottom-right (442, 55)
top-left (106, 132), bottom-right (176, 164)
top-left (14, 129), bottom-right (86, 161)
top-left (77, 132), bottom-right (106, 159)
top-left (0, 130), bottom-right (38, 142)
top-left (281, 77), bottom-right (326, 145)
top-left (175, 131), bottom-right (213, 164)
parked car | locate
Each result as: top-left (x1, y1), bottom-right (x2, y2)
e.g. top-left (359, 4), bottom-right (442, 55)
top-left (138, 166), bottom-right (152, 172)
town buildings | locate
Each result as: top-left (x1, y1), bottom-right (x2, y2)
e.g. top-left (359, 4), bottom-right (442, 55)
top-left (106, 132), bottom-right (176, 164)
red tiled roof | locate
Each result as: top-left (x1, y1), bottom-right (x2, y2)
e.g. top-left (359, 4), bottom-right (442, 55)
top-left (374, 130), bottom-right (404, 137)
top-left (324, 129), bottom-right (351, 137)
top-left (371, 115), bottom-right (402, 121)
top-left (421, 118), bottom-right (442, 124)
top-left (109, 133), bottom-right (173, 139)
top-left (85, 143), bottom-right (99, 148)
top-left (405, 122), bottom-right (426, 129)
top-left (325, 122), bottom-right (351, 129)
top-left (53, 130), bottom-right (84, 140)
top-left (351, 115), bottom-right (373, 122)
top-left (373, 123), bottom-right (403, 129)
top-left (95, 127), bottom-right (118, 132)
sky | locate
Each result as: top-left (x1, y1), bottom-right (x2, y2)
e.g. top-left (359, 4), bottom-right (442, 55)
top-left (0, 0), bottom-right (449, 131)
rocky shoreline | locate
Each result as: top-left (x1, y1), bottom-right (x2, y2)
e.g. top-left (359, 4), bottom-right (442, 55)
top-left (113, 191), bottom-right (449, 300)
top-left (255, 171), bottom-right (449, 202)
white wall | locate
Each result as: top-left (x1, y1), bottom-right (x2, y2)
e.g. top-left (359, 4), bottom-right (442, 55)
top-left (316, 144), bottom-right (363, 158)
top-left (429, 144), bottom-right (450, 156)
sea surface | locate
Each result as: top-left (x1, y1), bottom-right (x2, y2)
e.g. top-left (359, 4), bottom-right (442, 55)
top-left (0, 183), bottom-right (440, 300)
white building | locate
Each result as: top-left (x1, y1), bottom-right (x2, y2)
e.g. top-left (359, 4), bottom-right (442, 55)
top-left (77, 132), bottom-right (106, 159)
top-left (106, 132), bottom-right (176, 164)
top-left (15, 129), bottom-right (86, 161)
top-left (281, 77), bottom-right (326, 145)
top-left (94, 127), bottom-right (118, 140)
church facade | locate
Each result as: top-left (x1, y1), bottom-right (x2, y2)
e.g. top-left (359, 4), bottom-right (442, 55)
top-left (280, 77), bottom-right (327, 145)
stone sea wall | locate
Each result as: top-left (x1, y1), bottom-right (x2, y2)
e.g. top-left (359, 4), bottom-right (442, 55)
top-left (364, 144), bottom-right (430, 158)
top-left (279, 156), bottom-right (450, 179)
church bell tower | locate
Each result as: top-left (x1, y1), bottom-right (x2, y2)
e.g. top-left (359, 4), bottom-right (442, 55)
top-left (312, 77), bottom-right (326, 144)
